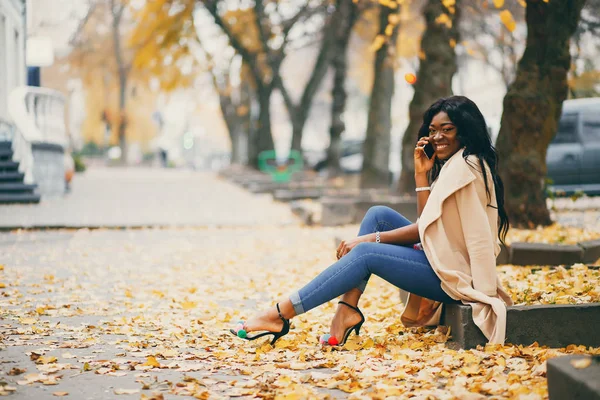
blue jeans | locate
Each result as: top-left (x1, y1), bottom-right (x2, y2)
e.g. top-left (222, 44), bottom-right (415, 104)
top-left (290, 206), bottom-right (456, 315)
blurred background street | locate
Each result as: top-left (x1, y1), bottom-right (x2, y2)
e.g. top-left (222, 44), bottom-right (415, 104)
top-left (0, 168), bottom-right (296, 228)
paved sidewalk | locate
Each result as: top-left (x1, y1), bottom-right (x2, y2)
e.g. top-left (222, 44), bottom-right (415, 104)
top-left (0, 227), bottom-right (351, 399)
top-left (0, 168), bottom-right (297, 229)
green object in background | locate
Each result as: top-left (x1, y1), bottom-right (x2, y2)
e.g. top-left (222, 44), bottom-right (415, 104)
top-left (72, 154), bottom-right (87, 173)
top-left (258, 150), bottom-right (303, 182)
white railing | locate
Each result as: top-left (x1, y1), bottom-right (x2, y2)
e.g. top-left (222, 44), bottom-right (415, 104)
top-left (0, 118), bottom-right (14, 141)
top-left (7, 86), bottom-right (67, 184)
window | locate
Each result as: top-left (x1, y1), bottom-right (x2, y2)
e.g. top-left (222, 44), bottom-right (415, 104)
top-left (552, 114), bottom-right (579, 144)
top-left (582, 112), bottom-right (600, 142)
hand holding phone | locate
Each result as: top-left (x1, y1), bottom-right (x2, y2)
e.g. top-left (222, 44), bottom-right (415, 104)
top-left (414, 137), bottom-right (436, 175)
top-left (423, 142), bottom-right (435, 159)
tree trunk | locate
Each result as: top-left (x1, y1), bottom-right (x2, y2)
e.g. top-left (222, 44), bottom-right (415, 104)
top-left (218, 95), bottom-right (242, 163)
top-left (286, 9), bottom-right (338, 156)
top-left (289, 114), bottom-right (306, 154)
top-left (248, 86), bottom-right (275, 167)
top-left (496, 0), bottom-right (586, 227)
top-left (360, 5), bottom-right (400, 189)
top-left (210, 67), bottom-right (251, 165)
top-left (397, 0), bottom-right (459, 194)
top-left (111, 1), bottom-right (128, 164)
top-left (117, 73), bottom-right (127, 164)
top-left (325, 0), bottom-right (359, 177)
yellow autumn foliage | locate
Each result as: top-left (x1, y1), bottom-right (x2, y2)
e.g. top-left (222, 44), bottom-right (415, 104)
top-left (435, 13), bottom-right (452, 28)
top-left (499, 9), bottom-right (517, 32)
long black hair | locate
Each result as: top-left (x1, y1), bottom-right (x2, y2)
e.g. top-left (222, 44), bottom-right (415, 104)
top-left (418, 96), bottom-right (509, 244)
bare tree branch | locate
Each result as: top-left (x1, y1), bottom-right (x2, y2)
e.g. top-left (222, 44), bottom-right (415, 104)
top-left (253, 0), bottom-right (272, 56)
top-left (202, 0), bottom-right (265, 90)
top-left (69, 1), bottom-right (98, 47)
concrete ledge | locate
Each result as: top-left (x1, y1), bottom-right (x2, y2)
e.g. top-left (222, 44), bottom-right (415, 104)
top-left (321, 196), bottom-right (417, 227)
top-left (580, 239), bottom-right (600, 264)
top-left (510, 242), bottom-right (584, 266)
top-left (273, 188), bottom-right (387, 202)
top-left (321, 197), bottom-right (357, 226)
top-left (547, 355), bottom-right (600, 400)
top-left (441, 303), bottom-right (600, 349)
top-left (217, 165), bottom-right (265, 179)
top-left (440, 303), bottom-right (487, 349)
top-left (274, 188), bottom-right (325, 202)
top-left (497, 244), bottom-right (510, 264)
top-left (231, 175), bottom-right (272, 187)
top-left (247, 181), bottom-right (327, 194)
top-left (355, 198), bottom-right (418, 224)
top-left (290, 202), bottom-right (314, 226)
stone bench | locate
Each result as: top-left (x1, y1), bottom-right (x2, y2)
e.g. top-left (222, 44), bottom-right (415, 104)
top-left (441, 303), bottom-right (600, 349)
top-left (547, 355), bottom-right (600, 400)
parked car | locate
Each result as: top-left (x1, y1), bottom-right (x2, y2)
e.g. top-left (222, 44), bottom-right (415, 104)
top-left (546, 98), bottom-right (600, 195)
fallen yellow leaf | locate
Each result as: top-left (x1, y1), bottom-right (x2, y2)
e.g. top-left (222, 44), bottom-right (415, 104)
top-left (36, 356), bottom-right (58, 365)
top-left (114, 388), bottom-right (140, 395)
top-left (571, 357), bottom-right (592, 369)
top-left (53, 392), bottom-right (69, 397)
top-left (142, 356), bottom-right (161, 368)
top-left (180, 300), bottom-right (196, 310)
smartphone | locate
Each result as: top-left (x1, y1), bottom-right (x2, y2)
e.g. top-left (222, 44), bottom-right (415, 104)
top-left (423, 142), bottom-right (435, 159)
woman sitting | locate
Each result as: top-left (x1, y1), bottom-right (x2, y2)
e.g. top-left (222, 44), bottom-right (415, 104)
top-left (231, 96), bottom-right (514, 346)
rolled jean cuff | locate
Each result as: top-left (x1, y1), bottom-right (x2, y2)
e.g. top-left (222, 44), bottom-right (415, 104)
top-left (289, 291), bottom-right (305, 315)
top-left (356, 279), bottom-right (368, 293)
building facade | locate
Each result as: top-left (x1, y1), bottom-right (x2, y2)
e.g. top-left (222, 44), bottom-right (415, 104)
top-left (0, 0), bottom-right (26, 121)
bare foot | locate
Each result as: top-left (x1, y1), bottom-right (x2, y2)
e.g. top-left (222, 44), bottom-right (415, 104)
top-left (329, 303), bottom-right (363, 342)
top-left (242, 307), bottom-right (285, 334)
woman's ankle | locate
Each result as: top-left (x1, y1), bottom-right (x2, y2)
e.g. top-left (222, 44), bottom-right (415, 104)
top-left (340, 288), bottom-right (362, 307)
top-left (276, 300), bottom-right (296, 320)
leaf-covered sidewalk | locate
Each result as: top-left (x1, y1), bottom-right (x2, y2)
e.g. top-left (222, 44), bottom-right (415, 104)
top-left (1, 227), bottom-right (599, 399)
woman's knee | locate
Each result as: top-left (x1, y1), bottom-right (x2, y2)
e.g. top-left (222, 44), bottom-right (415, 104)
top-left (363, 205), bottom-right (401, 224)
top-left (364, 205), bottom-right (391, 221)
top-left (352, 241), bottom-right (378, 256)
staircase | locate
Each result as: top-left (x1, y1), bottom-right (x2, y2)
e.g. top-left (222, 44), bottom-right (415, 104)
top-left (0, 141), bottom-right (40, 204)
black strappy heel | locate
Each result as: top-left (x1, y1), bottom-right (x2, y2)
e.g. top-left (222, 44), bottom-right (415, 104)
top-left (230, 303), bottom-right (290, 346)
top-left (319, 301), bottom-right (365, 346)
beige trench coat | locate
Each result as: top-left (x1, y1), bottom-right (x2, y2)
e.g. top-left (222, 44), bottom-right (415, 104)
top-left (400, 148), bottom-right (513, 344)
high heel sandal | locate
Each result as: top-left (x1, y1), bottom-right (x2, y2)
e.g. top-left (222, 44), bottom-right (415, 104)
top-left (230, 303), bottom-right (290, 346)
top-left (320, 301), bottom-right (365, 346)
